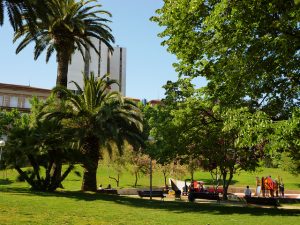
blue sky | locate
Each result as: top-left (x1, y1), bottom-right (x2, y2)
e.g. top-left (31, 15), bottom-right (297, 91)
top-left (0, 0), bottom-right (203, 100)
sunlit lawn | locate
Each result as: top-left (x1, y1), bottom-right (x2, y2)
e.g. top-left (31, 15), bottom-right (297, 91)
top-left (0, 166), bottom-right (299, 225)
top-left (63, 165), bottom-right (299, 191)
top-left (0, 185), bottom-right (299, 225)
top-left (0, 165), bottom-right (299, 191)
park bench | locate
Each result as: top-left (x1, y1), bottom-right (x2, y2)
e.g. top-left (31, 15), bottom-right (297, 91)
top-left (188, 192), bottom-right (220, 202)
top-left (245, 197), bottom-right (280, 207)
top-left (138, 190), bottom-right (166, 200)
top-left (97, 189), bottom-right (118, 195)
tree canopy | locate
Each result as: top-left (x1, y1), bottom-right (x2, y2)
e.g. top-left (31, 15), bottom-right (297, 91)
top-left (1, 97), bottom-right (79, 191)
top-left (49, 74), bottom-right (144, 191)
top-left (14, 0), bottom-right (114, 87)
top-left (152, 0), bottom-right (300, 119)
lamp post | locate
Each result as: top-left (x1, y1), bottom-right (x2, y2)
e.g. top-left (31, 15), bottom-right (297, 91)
top-left (0, 139), bottom-right (5, 161)
top-left (0, 139), bottom-right (5, 179)
top-left (149, 157), bottom-right (153, 200)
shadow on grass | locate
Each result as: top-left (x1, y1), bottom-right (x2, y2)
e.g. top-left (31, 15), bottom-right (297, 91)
top-left (2, 186), bottom-right (299, 217)
top-left (0, 179), bottom-right (13, 185)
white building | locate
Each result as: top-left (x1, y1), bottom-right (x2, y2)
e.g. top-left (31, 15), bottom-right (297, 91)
top-left (68, 39), bottom-right (126, 96)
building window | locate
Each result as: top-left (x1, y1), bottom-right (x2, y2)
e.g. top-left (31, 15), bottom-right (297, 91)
top-left (10, 96), bottom-right (18, 108)
top-left (0, 96), bottom-right (3, 106)
top-left (18, 96), bottom-right (25, 108)
top-left (3, 96), bottom-right (9, 107)
top-left (24, 98), bottom-right (31, 108)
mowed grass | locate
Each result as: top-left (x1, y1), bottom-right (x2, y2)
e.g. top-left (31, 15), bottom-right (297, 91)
top-left (66, 164), bottom-right (300, 191)
top-left (0, 165), bottom-right (299, 225)
top-left (0, 186), bottom-right (299, 225)
top-left (1, 164), bottom-right (299, 191)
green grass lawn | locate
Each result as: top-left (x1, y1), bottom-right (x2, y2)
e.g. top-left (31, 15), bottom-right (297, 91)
top-left (0, 166), bottom-right (299, 225)
top-left (1, 164), bottom-right (299, 191)
top-left (0, 186), bottom-right (299, 225)
top-left (69, 164), bottom-right (299, 191)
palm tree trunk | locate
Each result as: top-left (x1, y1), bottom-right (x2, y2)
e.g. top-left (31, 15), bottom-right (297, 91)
top-left (81, 136), bottom-right (100, 192)
top-left (52, 45), bottom-right (71, 185)
top-left (81, 157), bottom-right (99, 192)
top-left (56, 48), bottom-right (70, 87)
top-left (48, 148), bottom-right (64, 190)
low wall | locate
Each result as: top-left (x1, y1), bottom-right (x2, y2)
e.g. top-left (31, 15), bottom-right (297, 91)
top-left (117, 188), bottom-right (164, 195)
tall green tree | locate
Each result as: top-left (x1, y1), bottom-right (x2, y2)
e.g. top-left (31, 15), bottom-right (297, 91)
top-left (14, 0), bottom-right (114, 87)
top-left (170, 98), bottom-right (266, 199)
top-left (146, 78), bottom-right (269, 199)
top-left (152, 0), bottom-right (299, 119)
top-left (49, 74), bottom-right (143, 192)
top-left (1, 98), bottom-right (79, 191)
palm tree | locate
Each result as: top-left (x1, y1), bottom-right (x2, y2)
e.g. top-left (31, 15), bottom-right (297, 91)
top-left (49, 74), bottom-right (143, 191)
top-left (0, 0), bottom-right (41, 31)
top-left (14, 0), bottom-right (114, 88)
top-left (0, 0), bottom-right (24, 30)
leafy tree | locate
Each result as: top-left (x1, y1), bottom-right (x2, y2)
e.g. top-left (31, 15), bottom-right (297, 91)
top-left (158, 161), bottom-right (187, 187)
top-left (2, 98), bottom-right (78, 191)
top-left (106, 145), bottom-right (128, 187)
top-left (49, 74), bottom-right (143, 191)
top-left (186, 157), bottom-right (201, 181)
top-left (151, 0), bottom-right (300, 191)
top-left (224, 107), bottom-right (300, 175)
top-left (0, 108), bottom-right (21, 136)
top-left (158, 163), bottom-right (172, 187)
top-left (276, 152), bottom-right (299, 176)
top-left (14, 0), bottom-right (115, 88)
top-left (129, 151), bottom-right (152, 187)
top-left (12, 0), bottom-right (115, 187)
top-left (147, 79), bottom-right (268, 199)
top-left (277, 108), bottom-right (300, 171)
top-left (152, 0), bottom-right (299, 119)
top-left (0, 109), bottom-right (22, 174)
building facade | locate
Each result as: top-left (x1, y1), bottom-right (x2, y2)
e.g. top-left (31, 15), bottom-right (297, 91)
top-left (0, 84), bottom-right (158, 112)
top-left (68, 39), bottom-right (126, 96)
top-left (0, 83), bottom-right (50, 112)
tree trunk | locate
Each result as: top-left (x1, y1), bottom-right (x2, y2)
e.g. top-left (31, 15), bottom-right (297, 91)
top-left (50, 153), bottom-right (63, 189)
top-left (109, 174), bottom-right (120, 187)
top-left (48, 164), bottom-right (74, 191)
top-left (15, 166), bottom-right (35, 188)
top-left (224, 168), bottom-right (234, 200)
top-left (56, 48), bottom-right (70, 88)
top-left (81, 157), bottom-right (99, 192)
top-left (117, 174), bottom-right (119, 187)
top-left (44, 159), bottom-right (54, 188)
top-left (222, 171), bottom-right (228, 200)
top-left (163, 171), bottom-right (167, 187)
top-left (51, 44), bottom-right (72, 186)
top-left (134, 172), bottom-right (138, 187)
top-left (81, 136), bottom-right (100, 192)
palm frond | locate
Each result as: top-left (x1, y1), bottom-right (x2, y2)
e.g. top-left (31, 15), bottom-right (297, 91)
top-left (13, 0), bottom-right (114, 74)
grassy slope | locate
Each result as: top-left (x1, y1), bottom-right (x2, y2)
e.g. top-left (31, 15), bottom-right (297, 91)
top-left (69, 164), bottom-right (299, 190)
top-left (0, 186), bottom-right (299, 225)
top-left (1, 165), bottom-right (299, 191)
top-left (0, 166), bottom-right (299, 225)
